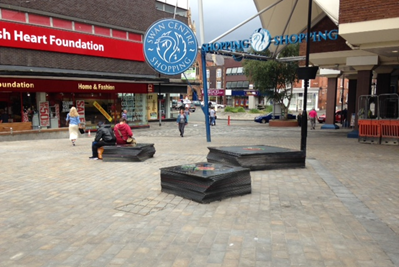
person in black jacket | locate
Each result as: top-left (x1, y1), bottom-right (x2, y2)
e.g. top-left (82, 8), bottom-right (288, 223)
top-left (89, 121), bottom-right (116, 160)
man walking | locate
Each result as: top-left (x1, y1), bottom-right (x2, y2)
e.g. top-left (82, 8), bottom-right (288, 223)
top-left (309, 108), bottom-right (317, 130)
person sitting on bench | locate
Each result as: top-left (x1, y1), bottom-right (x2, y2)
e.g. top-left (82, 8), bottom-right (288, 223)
top-left (89, 121), bottom-right (116, 160)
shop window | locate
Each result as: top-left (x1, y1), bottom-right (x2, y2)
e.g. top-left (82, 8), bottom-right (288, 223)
top-left (128, 32), bottom-right (142, 42)
top-left (28, 14), bottom-right (50, 26)
top-left (53, 18), bottom-right (73, 30)
top-left (75, 22), bottom-right (92, 33)
top-left (118, 93), bottom-right (148, 126)
top-left (95, 26), bottom-right (111, 36)
top-left (113, 29), bottom-right (127, 39)
top-left (1, 10), bottom-right (26, 22)
top-left (216, 68), bottom-right (222, 78)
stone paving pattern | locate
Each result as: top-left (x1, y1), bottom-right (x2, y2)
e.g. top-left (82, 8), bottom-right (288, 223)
top-left (1, 117), bottom-right (398, 267)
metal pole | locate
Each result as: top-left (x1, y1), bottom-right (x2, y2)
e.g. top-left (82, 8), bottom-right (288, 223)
top-left (300, 0), bottom-right (313, 154)
top-left (198, 0), bottom-right (205, 45)
top-left (201, 49), bottom-right (211, 142)
top-left (158, 83), bottom-right (162, 126)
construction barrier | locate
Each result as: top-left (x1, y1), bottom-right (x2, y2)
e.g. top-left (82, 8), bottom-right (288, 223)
top-left (358, 119), bottom-right (381, 144)
top-left (380, 120), bottom-right (399, 145)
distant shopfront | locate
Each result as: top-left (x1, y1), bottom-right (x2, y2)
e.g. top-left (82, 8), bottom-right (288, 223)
top-left (0, 77), bottom-right (153, 129)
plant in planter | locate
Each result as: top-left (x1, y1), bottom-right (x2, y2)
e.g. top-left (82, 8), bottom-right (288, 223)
top-left (243, 44), bottom-right (299, 120)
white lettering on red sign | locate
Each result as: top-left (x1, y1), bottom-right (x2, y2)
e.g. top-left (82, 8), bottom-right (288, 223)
top-left (76, 100), bottom-right (86, 124)
top-left (39, 101), bottom-right (50, 127)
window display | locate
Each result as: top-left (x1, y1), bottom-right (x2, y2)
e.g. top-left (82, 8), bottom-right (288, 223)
top-left (119, 93), bottom-right (147, 126)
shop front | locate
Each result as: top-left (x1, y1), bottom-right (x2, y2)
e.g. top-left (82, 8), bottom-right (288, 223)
top-left (0, 77), bottom-right (153, 130)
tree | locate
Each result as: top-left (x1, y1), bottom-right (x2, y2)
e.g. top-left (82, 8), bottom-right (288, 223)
top-left (243, 44), bottom-right (299, 120)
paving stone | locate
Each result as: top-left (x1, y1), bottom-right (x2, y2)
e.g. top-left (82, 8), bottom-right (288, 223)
top-left (1, 120), bottom-right (398, 266)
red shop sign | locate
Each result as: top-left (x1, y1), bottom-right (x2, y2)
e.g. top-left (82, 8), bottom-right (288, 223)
top-left (208, 89), bottom-right (225, 96)
top-left (39, 101), bottom-right (50, 127)
top-left (0, 20), bottom-right (144, 61)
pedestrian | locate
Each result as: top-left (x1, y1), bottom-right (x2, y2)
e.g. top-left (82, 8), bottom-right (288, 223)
top-left (89, 121), bottom-right (116, 160)
top-left (342, 108), bottom-right (348, 127)
top-left (209, 106), bottom-right (216, 126)
top-left (297, 109), bottom-right (302, 127)
top-left (121, 109), bottom-right (128, 120)
top-left (184, 105), bottom-right (190, 122)
top-left (114, 118), bottom-right (133, 145)
top-left (176, 109), bottom-right (187, 137)
top-left (66, 107), bottom-right (81, 146)
top-left (309, 108), bottom-right (317, 130)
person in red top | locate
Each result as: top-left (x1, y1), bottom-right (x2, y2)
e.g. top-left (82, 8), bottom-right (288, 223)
top-left (113, 118), bottom-right (133, 145)
top-left (308, 108), bottom-right (318, 130)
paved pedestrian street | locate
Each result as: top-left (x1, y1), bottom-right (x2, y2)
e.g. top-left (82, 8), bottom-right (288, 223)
top-left (1, 119), bottom-right (398, 267)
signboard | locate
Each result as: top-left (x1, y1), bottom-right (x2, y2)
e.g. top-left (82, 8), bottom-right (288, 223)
top-left (181, 68), bottom-right (196, 80)
top-left (93, 101), bottom-right (112, 122)
top-left (62, 101), bottom-right (73, 112)
top-left (0, 21), bottom-right (144, 61)
top-left (208, 89), bottom-right (225, 96)
top-left (39, 101), bottom-right (50, 127)
top-left (76, 100), bottom-right (86, 124)
top-left (143, 19), bottom-right (198, 75)
top-left (201, 28), bottom-right (338, 53)
top-left (0, 78), bottom-right (148, 93)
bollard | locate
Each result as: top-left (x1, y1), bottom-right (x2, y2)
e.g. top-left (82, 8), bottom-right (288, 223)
top-left (10, 127), bottom-right (13, 135)
top-left (228, 116), bottom-right (230, 126)
top-left (88, 130), bottom-right (91, 137)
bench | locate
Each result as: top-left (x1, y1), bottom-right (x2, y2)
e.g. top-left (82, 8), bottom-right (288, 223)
top-left (160, 162), bottom-right (251, 203)
top-left (102, 143), bottom-right (155, 162)
top-left (207, 145), bottom-right (305, 171)
top-left (0, 122), bottom-right (32, 133)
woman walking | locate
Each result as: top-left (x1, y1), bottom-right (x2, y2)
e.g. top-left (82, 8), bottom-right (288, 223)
top-left (66, 107), bottom-right (81, 146)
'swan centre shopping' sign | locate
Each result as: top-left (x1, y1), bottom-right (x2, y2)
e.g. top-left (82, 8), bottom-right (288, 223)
top-left (202, 28), bottom-right (338, 54)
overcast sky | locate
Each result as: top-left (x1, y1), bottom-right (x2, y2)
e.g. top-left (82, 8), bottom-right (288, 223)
top-left (188, 0), bottom-right (262, 45)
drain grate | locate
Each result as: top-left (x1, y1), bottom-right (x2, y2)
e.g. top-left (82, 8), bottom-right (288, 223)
top-left (115, 198), bottom-right (177, 216)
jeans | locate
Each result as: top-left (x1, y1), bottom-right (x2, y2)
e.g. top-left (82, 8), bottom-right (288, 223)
top-left (92, 141), bottom-right (115, 157)
top-left (210, 116), bottom-right (215, 125)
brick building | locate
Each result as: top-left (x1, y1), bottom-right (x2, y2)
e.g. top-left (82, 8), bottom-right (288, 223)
top-left (0, 0), bottom-right (189, 129)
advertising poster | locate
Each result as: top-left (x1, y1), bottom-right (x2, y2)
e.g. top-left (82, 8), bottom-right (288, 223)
top-left (147, 94), bottom-right (158, 120)
top-left (39, 101), bottom-right (50, 127)
top-left (76, 100), bottom-right (86, 124)
top-left (93, 101), bottom-right (112, 122)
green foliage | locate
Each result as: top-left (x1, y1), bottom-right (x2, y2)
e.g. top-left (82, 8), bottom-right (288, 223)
top-left (224, 106), bottom-right (247, 113)
top-left (265, 105), bottom-right (273, 113)
top-left (249, 109), bottom-right (260, 113)
top-left (237, 107), bottom-right (246, 113)
top-left (224, 106), bottom-right (234, 112)
top-left (243, 44), bottom-right (300, 119)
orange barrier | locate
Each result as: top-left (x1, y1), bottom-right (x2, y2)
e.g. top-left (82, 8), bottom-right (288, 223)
top-left (358, 119), bottom-right (380, 144)
top-left (358, 119), bottom-right (371, 137)
top-left (380, 119), bottom-right (399, 145)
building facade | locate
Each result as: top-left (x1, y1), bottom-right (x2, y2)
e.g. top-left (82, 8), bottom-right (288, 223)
top-left (0, 0), bottom-right (189, 130)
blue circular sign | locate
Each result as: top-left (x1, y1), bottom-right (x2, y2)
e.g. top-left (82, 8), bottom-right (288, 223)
top-left (143, 19), bottom-right (198, 76)
top-left (250, 28), bottom-right (272, 52)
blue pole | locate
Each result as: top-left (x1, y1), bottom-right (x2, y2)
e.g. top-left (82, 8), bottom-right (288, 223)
top-left (201, 49), bottom-right (211, 142)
